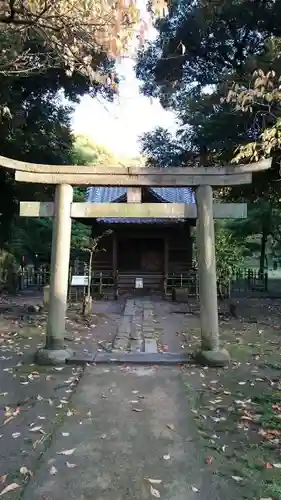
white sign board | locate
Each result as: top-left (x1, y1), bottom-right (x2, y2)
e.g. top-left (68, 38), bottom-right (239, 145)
top-left (71, 275), bottom-right (89, 286)
top-left (135, 278), bottom-right (143, 289)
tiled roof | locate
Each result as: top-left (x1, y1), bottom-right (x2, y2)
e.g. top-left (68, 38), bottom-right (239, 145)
top-left (86, 186), bottom-right (195, 224)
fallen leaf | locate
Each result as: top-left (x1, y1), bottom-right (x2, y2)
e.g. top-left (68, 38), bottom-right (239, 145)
top-left (20, 467), bottom-right (32, 476)
top-left (147, 479), bottom-right (162, 485)
top-left (29, 426), bottom-right (42, 433)
top-left (57, 448), bottom-right (76, 456)
top-left (163, 454), bottom-right (170, 460)
top-left (166, 424), bottom-right (175, 431)
top-left (3, 416), bottom-right (14, 426)
top-left (191, 485), bottom-right (199, 492)
top-left (0, 483), bottom-right (20, 496)
top-left (49, 466), bottom-right (57, 475)
top-left (232, 476), bottom-right (243, 482)
top-left (150, 485), bottom-right (161, 498)
top-left (66, 462), bottom-right (76, 468)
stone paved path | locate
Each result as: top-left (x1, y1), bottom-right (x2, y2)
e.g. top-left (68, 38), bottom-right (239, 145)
top-left (113, 297), bottom-right (196, 354)
top-left (22, 365), bottom-right (239, 500)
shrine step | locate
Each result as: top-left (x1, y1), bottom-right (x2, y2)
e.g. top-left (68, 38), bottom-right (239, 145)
top-left (66, 351), bottom-right (193, 366)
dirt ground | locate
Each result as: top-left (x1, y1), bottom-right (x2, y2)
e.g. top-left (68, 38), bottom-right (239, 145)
top-left (182, 296), bottom-right (281, 500)
top-left (1, 293), bottom-right (281, 499)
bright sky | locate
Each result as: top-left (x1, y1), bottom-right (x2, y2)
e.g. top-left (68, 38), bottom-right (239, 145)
top-left (71, 57), bottom-right (177, 158)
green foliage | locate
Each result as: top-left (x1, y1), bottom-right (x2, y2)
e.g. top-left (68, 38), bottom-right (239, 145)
top-left (136, 1), bottom-right (281, 189)
top-left (72, 135), bottom-right (119, 166)
top-left (215, 224), bottom-right (244, 283)
top-left (140, 127), bottom-right (186, 167)
top-left (223, 67), bottom-right (281, 163)
top-left (137, 0), bottom-right (281, 271)
top-left (0, 248), bottom-right (16, 268)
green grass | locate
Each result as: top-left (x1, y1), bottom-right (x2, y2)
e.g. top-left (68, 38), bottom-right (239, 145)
top-left (183, 371), bottom-right (281, 499)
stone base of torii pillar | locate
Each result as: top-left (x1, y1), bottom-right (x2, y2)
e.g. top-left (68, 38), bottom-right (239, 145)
top-left (193, 185), bottom-right (230, 367)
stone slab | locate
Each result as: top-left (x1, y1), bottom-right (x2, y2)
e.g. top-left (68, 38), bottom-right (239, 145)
top-left (124, 299), bottom-right (135, 316)
top-left (129, 339), bottom-right (144, 352)
top-left (67, 351), bottom-right (193, 366)
top-left (144, 339), bottom-right (158, 353)
top-left (66, 352), bottom-right (96, 365)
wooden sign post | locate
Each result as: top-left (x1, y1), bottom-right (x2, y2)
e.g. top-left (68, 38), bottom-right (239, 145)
top-left (0, 155), bottom-right (272, 366)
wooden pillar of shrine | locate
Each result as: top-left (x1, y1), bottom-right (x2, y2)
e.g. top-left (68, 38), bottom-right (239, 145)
top-left (112, 231), bottom-right (118, 297)
top-left (164, 235), bottom-right (169, 295)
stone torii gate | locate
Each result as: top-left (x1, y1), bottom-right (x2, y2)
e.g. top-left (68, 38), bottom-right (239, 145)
top-left (0, 155), bottom-right (272, 366)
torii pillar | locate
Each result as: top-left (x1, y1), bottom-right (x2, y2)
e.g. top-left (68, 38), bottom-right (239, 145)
top-left (195, 185), bottom-right (230, 366)
top-left (35, 184), bottom-right (74, 364)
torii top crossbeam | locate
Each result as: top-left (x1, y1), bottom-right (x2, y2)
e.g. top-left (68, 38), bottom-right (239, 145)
top-left (0, 155), bottom-right (272, 186)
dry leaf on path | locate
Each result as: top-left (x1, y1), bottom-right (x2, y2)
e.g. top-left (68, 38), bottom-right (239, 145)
top-left (57, 449), bottom-right (76, 456)
top-left (66, 462), bottom-right (76, 469)
top-left (66, 462), bottom-right (76, 468)
top-left (166, 424), bottom-right (175, 431)
top-left (20, 467), bottom-right (32, 476)
top-left (3, 416), bottom-right (14, 426)
top-left (150, 485), bottom-right (161, 498)
top-left (0, 483), bottom-right (20, 496)
top-left (232, 475), bottom-right (243, 482)
top-left (29, 426), bottom-right (42, 433)
top-left (49, 466), bottom-right (57, 475)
